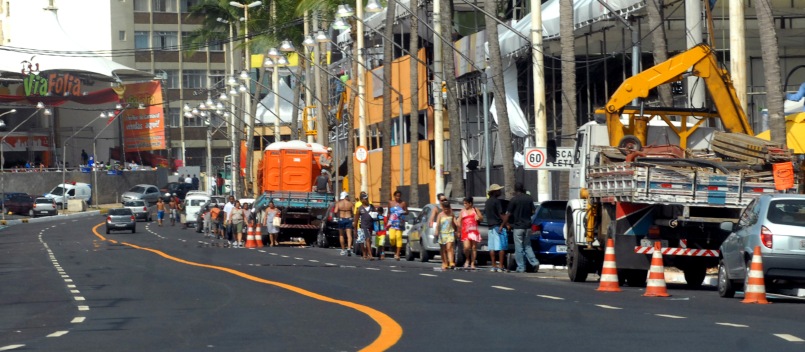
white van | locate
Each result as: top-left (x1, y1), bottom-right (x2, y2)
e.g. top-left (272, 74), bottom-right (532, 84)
top-left (45, 182), bottom-right (92, 208)
top-left (184, 192), bottom-right (211, 224)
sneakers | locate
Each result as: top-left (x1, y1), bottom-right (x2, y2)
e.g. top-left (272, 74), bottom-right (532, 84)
top-left (340, 249), bottom-right (347, 256)
top-left (347, 249), bottom-right (352, 257)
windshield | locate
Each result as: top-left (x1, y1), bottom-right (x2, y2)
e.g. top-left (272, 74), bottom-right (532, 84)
top-left (124, 201), bottom-right (145, 207)
top-left (128, 186), bottom-right (146, 193)
top-left (50, 186), bottom-right (65, 196)
top-left (189, 199), bottom-right (207, 206)
top-left (767, 199), bottom-right (805, 226)
top-left (536, 202), bottom-right (566, 221)
top-left (35, 198), bottom-right (53, 204)
top-left (109, 208), bottom-right (133, 215)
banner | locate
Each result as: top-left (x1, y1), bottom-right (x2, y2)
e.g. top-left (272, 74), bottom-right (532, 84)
top-left (122, 81), bottom-right (166, 152)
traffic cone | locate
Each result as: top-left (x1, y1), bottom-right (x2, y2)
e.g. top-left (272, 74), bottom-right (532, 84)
top-left (742, 246), bottom-right (770, 304)
top-left (644, 241), bottom-right (670, 297)
top-left (597, 238), bottom-right (621, 292)
top-left (254, 225), bottom-right (264, 248)
top-left (244, 226), bottom-right (256, 248)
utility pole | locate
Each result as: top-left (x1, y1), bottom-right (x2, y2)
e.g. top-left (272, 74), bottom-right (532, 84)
top-left (532, 0), bottom-right (549, 202)
top-left (729, 0), bottom-right (747, 113)
top-left (433, 0), bottom-right (445, 197)
top-left (304, 11), bottom-right (315, 143)
top-left (357, 4), bottom-right (369, 193)
top-left (686, 0), bottom-right (705, 108)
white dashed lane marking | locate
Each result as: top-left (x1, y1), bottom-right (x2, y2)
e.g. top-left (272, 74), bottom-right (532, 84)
top-left (390, 269), bottom-right (405, 273)
top-left (78, 306), bottom-right (89, 311)
top-left (74, 296), bottom-right (85, 301)
top-left (492, 286), bottom-right (514, 291)
top-left (71, 317), bottom-right (86, 323)
top-left (309, 260), bottom-right (319, 263)
top-left (46, 331), bottom-right (69, 337)
top-left (420, 274), bottom-right (437, 277)
top-left (595, 305), bottom-right (622, 310)
top-left (0, 344), bottom-right (26, 351)
top-left (453, 279), bottom-right (472, 283)
top-left (716, 322), bottom-right (748, 328)
top-left (655, 314), bottom-right (686, 319)
top-left (774, 334), bottom-right (805, 342)
top-left (537, 295), bottom-right (564, 300)
top-left (366, 268), bottom-right (380, 271)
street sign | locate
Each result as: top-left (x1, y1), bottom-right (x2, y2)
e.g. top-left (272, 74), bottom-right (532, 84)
top-left (524, 147), bottom-right (574, 170)
top-left (354, 146), bottom-right (368, 163)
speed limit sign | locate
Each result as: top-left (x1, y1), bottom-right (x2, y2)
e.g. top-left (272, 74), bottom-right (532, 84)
top-left (524, 148), bottom-right (546, 170)
top-left (354, 146), bottom-right (368, 163)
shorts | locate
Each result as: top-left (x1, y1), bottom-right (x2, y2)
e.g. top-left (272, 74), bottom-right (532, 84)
top-left (157, 210), bottom-right (165, 220)
top-left (437, 232), bottom-right (455, 245)
top-left (375, 232), bottom-right (387, 247)
top-left (337, 218), bottom-right (353, 230)
top-left (356, 228), bottom-right (368, 242)
top-left (232, 222), bottom-right (244, 235)
top-left (487, 227), bottom-right (508, 251)
top-left (461, 230), bottom-right (481, 243)
top-left (212, 221), bottom-right (220, 232)
top-left (388, 228), bottom-right (403, 248)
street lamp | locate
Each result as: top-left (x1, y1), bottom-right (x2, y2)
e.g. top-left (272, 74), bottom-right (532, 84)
top-left (62, 110), bottom-right (109, 208)
top-left (92, 109), bottom-right (127, 207)
top-left (365, 0), bottom-right (382, 13)
top-left (2, 104), bottom-right (48, 219)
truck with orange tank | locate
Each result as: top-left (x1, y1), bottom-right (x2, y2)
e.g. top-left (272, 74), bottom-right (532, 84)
top-left (253, 141), bottom-right (334, 245)
top-left (563, 44), bottom-right (795, 287)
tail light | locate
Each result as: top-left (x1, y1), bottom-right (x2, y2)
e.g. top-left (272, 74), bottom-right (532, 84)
top-left (532, 224), bottom-right (541, 233)
top-left (33, 203), bottom-right (37, 209)
top-left (131, 216), bottom-right (135, 222)
top-left (106, 216), bottom-right (112, 222)
top-left (143, 207), bottom-right (148, 212)
top-left (760, 226), bottom-right (773, 249)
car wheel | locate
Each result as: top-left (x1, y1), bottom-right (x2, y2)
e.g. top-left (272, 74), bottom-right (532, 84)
top-left (405, 242), bottom-right (415, 261)
top-left (419, 241), bottom-right (430, 263)
top-left (28, 209), bottom-right (34, 218)
top-left (622, 269), bottom-right (647, 287)
top-left (132, 227), bottom-right (136, 234)
top-left (683, 265), bottom-right (707, 289)
top-left (106, 228), bottom-right (110, 234)
top-left (566, 211), bottom-right (589, 282)
top-left (718, 260), bottom-right (736, 298)
top-left (506, 253), bottom-right (518, 271)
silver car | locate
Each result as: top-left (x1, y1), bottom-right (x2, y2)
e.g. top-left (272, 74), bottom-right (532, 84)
top-left (718, 194), bottom-right (805, 298)
top-left (121, 184), bottom-right (161, 204)
top-left (123, 199), bottom-right (152, 222)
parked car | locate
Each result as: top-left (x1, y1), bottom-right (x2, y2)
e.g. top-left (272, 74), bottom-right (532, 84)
top-left (718, 194), bottom-right (805, 298)
top-left (316, 203), bottom-right (340, 248)
top-left (123, 199), bottom-right (152, 222)
top-left (1, 192), bottom-right (27, 210)
top-left (4, 194), bottom-right (35, 217)
top-left (121, 184), bottom-right (161, 204)
top-left (45, 182), bottom-right (92, 208)
top-left (405, 203), bottom-right (461, 263)
top-left (32, 197), bottom-right (58, 217)
top-left (105, 208), bottom-right (136, 234)
top-left (160, 182), bottom-right (195, 200)
top-left (185, 192), bottom-right (211, 225)
top-left (211, 196), bottom-right (226, 206)
top-left (530, 200), bottom-right (568, 265)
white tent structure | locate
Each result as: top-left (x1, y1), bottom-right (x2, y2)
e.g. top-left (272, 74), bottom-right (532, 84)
top-left (0, 6), bottom-right (153, 83)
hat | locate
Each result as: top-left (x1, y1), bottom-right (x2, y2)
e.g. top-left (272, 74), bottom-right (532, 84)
top-left (360, 191), bottom-right (368, 199)
top-left (487, 184), bottom-right (504, 192)
top-left (340, 191), bottom-right (349, 200)
top-left (327, 147), bottom-right (333, 152)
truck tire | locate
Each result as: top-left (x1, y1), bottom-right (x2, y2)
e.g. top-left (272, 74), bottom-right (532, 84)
top-left (618, 134), bottom-right (642, 155)
top-left (683, 265), bottom-right (707, 289)
top-left (717, 260), bottom-right (736, 298)
top-left (622, 269), bottom-right (647, 287)
top-left (419, 241), bottom-right (430, 262)
top-left (566, 210), bottom-right (589, 282)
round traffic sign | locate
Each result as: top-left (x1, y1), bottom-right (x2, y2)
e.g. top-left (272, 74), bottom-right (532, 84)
top-left (525, 148), bottom-right (546, 169)
top-left (354, 146), bottom-right (368, 163)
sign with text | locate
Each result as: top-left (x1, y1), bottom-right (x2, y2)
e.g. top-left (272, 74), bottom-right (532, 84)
top-left (122, 81), bottom-right (165, 152)
top-left (524, 147), bottom-right (574, 170)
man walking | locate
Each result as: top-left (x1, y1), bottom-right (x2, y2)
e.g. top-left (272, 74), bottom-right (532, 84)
top-left (387, 190), bottom-right (408, 260)
top-left (503, 182), bottom-right (539, 273)
top-left (335, 191), bottom-right (354, 256)
top-left (192, 174), bottom-right (200, 190)
top-left (485, 184), bottom-right (507, 272)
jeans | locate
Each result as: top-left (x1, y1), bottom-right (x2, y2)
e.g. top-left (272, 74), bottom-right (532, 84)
top-left (512, 228), bottom-right (539, 272)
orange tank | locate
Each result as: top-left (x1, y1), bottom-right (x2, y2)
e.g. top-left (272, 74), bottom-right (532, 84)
top-left (260, 141), bottom-right (328, 192)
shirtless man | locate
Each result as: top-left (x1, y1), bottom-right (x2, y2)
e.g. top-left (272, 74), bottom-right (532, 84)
top-left (335, 191), bottom-right (354, 256)
top-left (168, 195), bottom-right (178, 226)
top-left (156, 198), bottom-right (166, 226)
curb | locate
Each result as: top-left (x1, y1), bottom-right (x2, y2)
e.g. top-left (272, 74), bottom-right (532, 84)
top-left (1, 210), bottom-right (102, 228)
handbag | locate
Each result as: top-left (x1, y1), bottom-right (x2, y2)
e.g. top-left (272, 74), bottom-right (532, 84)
top-left (272, 216), bottom-right (281, 227)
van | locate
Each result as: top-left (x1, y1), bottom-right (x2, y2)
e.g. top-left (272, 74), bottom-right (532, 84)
top-left (45, 182), bottom-right (92, 208)
top-left (184, 192), bottom-right (211, 224)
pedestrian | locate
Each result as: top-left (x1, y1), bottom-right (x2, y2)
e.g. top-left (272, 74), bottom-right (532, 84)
top-left (243, 203), bottom-right (253, 238)
top-left (184, 174), bottom-right (192, 184)
top-left (216, 173), bottom-right (224, 195)
top-left (223, 196), bottom-right (235, 244)
top-left (156, 198), bottom-right (166, 226)
top-left (192, 174), bottom-right (200, 190)
top-left (202, 204), bottom-right (212, 236)
top-left (168, 195), bottom-right (178, 226)
top-left (178, 198), bottom-right (187, 229)
top-left (354, 193), bottom-right (376, 260)
top-left (484, 184), bottom-right (508, 272)
top-left (428, 193), bottom-right (447, 227)
top-left (502, 182), bottom-right (539, 273)
top-left (319, 147), bottom-right (333, 173)
top-left (458, 197), bottom-right (483, 269)
top-left (436, 197), bottom-right (457, 270)
top-left (335, 191), bottom-right (354, 256)
top-left (387, 190), bottom-right (408, 261)
top-left (227, 200), bottom-right (246, 247)
top-left (81, 149), bottom-right (88, 165)
top-left (314, 170), bottom-right (331, 194)
top-left (264, 200), bottom-right (281, 246)
top-left (210, 204), bottom-right (222, 238)
top-left (374, 207), bottom-right (386, 260)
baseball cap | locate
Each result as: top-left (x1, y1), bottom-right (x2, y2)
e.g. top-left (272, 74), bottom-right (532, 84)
top-left (340, 191), bottom-right (349, 200)
top-left (360, 191), bottom-right (368, 199)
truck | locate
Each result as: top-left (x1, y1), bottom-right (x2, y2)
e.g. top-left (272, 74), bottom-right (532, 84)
top-left (252, 141), bottom-right (334, 245)
top-left (564, 44), bottom-right (795, 288)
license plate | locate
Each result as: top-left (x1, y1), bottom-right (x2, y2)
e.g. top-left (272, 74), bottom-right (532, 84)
top-left (640, 239), bottom-right (669, 248)
top-left (40, 211), bottom-right (48, 214)
top-left (800, 240), bottom-right (805, 250)
top-left (115, 224), bottom-right (127, 227)
top-left (556, 245), bottom-right (567, 253)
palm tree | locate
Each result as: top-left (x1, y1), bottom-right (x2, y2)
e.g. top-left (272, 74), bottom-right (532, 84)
top-left (380, 1), bottom-right (397, 206)
top-left (442, 0), bottom-right (465, 198)
top-left (559, 0), bottom-right (576, 200)
top-left (754, 0), bottom-right (786, 146)
top-left (483, 0), bottom-right (515, 198)
top-left (646, 0), bottom-right (671, 106)
top-left (408, 9), bottom-right (420, 207)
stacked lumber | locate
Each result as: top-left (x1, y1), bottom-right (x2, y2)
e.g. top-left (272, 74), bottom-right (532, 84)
top-left (710, 132), bottom-right (793, 164)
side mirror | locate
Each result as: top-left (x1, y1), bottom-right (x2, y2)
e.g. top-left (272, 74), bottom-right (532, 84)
top-left (719, 221), bottom-right (735, 233)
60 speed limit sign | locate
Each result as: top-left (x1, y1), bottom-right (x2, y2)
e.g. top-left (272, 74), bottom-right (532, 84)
top-left (524, 148), bottom-right (546, 170)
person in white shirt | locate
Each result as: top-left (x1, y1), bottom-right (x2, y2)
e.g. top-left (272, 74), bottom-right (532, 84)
top-left (185, 175), bottom-right (192, 184)
top-left (223, 196), bottom-right (235, 244)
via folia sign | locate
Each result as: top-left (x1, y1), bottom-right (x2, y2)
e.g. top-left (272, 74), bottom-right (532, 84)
top-left (21, 57), bottom-right (82, 97)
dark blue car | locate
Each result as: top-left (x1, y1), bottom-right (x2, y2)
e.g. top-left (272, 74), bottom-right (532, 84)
top-left (530, 200), bottom-right (568, 265)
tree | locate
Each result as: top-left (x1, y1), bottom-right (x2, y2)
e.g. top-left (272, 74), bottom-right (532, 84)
top-left (408, 8), bottom-right (420, 207)
top-left (646, 0), bottom-right (671, 106)
top-left (379, 1), bottom-right (397, 205)
top-left (754, 0), bottom-right (786, 146)
top-left (559, 0), bottom-right (577, 200)
top-left (442, 0), bottom-right (465, 198)
top-left (483, 0), bottom-right (515, 198)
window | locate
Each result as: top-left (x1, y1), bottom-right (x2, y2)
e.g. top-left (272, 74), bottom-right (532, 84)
top-left (210, 70), bottom-right (226, 87)
top-left (119, 30), bottom-right (126, 41)
top-left (152, 0), bottom-right (177, 12)
top-left (134, 31), bottom-right (149, 49)
top-left (153, 31), bottom-right (178, 50)
top-left (161, 69), bottom-right (179, 89)
top-left (180, 0), bottom-right (202, 12)
top-left (208, 36), bottom-right (224, 51)
top-left (167, 107), bottom-right (180, 127)
top-left (133, 0), bottom-right (148, 11)
top-left (182, 70), bottom-right (205, 89)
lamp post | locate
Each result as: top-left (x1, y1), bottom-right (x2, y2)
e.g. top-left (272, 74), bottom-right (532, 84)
top-left (92, 108), bottom-right (127, 207)
top-left (62, 109), bottom-right (108, 208)
top-left (2, 105), bottom-right (49, 219)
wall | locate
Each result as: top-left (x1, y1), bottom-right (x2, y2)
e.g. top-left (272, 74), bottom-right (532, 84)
top-left (2, 168), bottom-right (166, 204)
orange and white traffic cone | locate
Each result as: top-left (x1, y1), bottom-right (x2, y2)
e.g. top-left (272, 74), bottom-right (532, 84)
top-left (244, 226), bottom-right (256, 248)
top-left (644, 241), bottom-right (670, 297)
top-left (742, 246), bottom-right (770, 304)
top-left (597, 238), bottom-right (621, 292)
top-left (254, 225), bottom-right (264, 248)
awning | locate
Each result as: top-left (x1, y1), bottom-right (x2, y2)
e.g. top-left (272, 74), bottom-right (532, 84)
top-left (0, 7), bottom-right (154, 83)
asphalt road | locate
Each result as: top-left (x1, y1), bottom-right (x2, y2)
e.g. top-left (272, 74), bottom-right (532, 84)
top-left (2, 216), bottom-right (805, 351)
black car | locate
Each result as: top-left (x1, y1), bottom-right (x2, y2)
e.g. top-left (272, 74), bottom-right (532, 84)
top-left (316, 203), bottom-right (341, 248)
top-left (160, 182), bottom-right (195, 200)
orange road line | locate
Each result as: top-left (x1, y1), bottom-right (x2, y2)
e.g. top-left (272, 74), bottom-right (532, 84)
top-left (92, 223), bottom-right (401, 351)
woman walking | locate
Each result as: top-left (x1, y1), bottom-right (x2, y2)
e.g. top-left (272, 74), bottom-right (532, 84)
top-left (264, 201), bottom-right (281, 246)
top-left (227, 201), bottom-right (246, 248)
top-left (458, 197), bottom-right (483, 269)
top-left (436, 198), bottom-right (457, 270)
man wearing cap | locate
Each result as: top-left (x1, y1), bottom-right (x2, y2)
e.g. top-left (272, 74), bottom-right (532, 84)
top-left (485, 184), bottom-right (508, 272)
top-left (335, 191), bottom-right (354, 256)
top-left (319, 147), bottom-right (333, 172)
